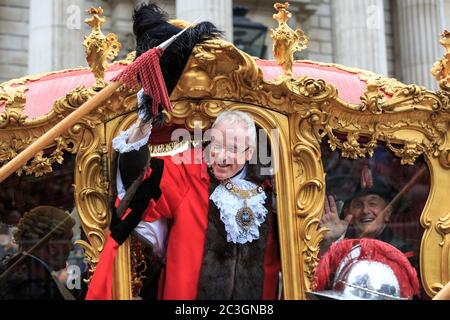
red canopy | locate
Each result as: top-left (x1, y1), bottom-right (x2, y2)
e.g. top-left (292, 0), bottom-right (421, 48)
top-left (1, 59), bottom-right (380, 121)
top-left (0, 64), bottom-right (125, 120)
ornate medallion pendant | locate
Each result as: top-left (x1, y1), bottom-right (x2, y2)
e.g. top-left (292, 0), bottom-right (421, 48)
top-left (236, 202), bottom-right (255, 232)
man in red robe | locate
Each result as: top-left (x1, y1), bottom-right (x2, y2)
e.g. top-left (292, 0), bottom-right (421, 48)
top-left (87, 108), bottom-right (281, 300)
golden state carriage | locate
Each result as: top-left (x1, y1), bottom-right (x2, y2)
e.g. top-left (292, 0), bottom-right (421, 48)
top-left (1, 3), bottom-right (450, 300)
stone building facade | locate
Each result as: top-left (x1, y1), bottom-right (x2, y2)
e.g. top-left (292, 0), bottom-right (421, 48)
top-left (1, 0), bottom-right (449, 89)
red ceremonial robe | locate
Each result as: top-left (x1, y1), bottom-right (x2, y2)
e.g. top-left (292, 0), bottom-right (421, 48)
top-left (86, 148), bottom-right (280, 300)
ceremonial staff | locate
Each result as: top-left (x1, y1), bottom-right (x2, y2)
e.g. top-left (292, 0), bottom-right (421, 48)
top-left (0, 21), bottom-right (196, 184)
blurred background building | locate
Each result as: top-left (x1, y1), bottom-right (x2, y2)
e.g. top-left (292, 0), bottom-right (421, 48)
top-left (1, 0), bottom-right (450, 89)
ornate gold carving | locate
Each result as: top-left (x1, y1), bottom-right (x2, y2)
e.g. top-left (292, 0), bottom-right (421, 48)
top-left (360, 81), bottom-right (387, 114)
top-left (0, 137), bottom-right (32, 165)
top-left (0, 54), bottom-right (136, 178)
top-left (435, 214), bottom-right (450, 283)
top-left (439, 149), bottom-right (450, 169)
top-left (436, 214), bottom-right (450, 246)
top-left (271, 2), bottom-right (309, 79)
top-left (84, 7), bottom-right (122, 89)
top-left (0, 84), bottom-right (98, 177)
top-left (432, 30), bottom-right (450, 83)
top-left (327, 130), bottom-right (378, 160)
top-left (74, 124), bottom-right (109, 267)
top-left (130, 237), bottom-right (147, 298)
top-left (166, 100), bottom-right (225, 129)
top-left (291, 108), bottom-right (327, 290)
top-left (173, 38), bottom-right (341, 115)
top-left (294, 78), bottom-right (327, 98)
top-left (0, 84), bottom-right (27, 128)
top-left (386, 141), bottom-right (427, 165)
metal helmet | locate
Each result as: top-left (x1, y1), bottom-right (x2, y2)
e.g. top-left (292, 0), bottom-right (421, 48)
top-left (307, 239), bottom-right (419, 300)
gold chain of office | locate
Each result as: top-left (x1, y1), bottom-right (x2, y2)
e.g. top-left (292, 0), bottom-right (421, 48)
top-left (222, 179), bottom-right (264, 199)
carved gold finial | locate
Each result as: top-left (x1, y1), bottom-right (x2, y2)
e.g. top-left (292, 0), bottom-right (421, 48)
top-left (431, 30), bottom-right (450, 85)
top-left (83, 7), bottom-right (121, 89)
top-left (271, 2), bottom-right (309, 80)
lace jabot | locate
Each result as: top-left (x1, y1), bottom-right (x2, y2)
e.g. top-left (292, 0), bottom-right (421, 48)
top-left (210, 167), bottom-right (268, 244)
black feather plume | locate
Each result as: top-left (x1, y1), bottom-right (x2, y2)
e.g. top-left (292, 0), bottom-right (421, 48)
top-left (132, 2), bottom-right (223, 125)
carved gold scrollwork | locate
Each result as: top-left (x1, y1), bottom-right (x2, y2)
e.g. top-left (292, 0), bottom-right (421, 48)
top-left (0, 137), bottom-right (31, 166)
top-left (65, 86), bottom-right (92, 110)
top-left (360, 82), bottom-right (442, 114)
top-left (360, 81), bottom-right (387, 114)
top-left (436, 214), bottom-right (450, 246)
top-left (84, 7), bottom-right (121, 89)
top-left (74, 124), bottom-right (109, 267)
top-left (326, 129), bottom-right (379, 160)
top-left (271, 2), bottom-right (308, 79)
top-left (0, 84), bottom-right (28, 128)
top-left (292, 77), bottom-right (334, 101)
top-left (432, 30), bottom-right (450, 83)
top-left (104, 87), bottom-right (137, 116)
top-left (439, 149), bottom-right (450, 169)
top-left (130, 237), bottom-right (147, 298)
top-left (0, 136), bottom-right (64, 177)
top-left (175, 39), bottom-right (263, 103)
top-left (386, 141), bottom-right (427, 166)
top-left (174, 38), bottom-right (342, 116)
top-left (40, 81), bottom-right (112, 270)
top-left (291, 110), bottom-right (327, 289)
top-left (435, 214), bottom-right (450, 282)
top-left (166, 100), bottom-right (226, 129)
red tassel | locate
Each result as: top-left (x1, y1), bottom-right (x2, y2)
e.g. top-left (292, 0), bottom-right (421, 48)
top-left (112, 47), bottom-right (172, 115)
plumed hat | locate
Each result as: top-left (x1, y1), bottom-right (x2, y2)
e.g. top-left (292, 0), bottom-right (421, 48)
top-left (132, 2), bottom-right (222, 123)
top-left (350, 176), bottom-right (397, 205)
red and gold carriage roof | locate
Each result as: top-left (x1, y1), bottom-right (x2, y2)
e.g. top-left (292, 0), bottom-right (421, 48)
top-left (0, 49), bottom-right (405, 152)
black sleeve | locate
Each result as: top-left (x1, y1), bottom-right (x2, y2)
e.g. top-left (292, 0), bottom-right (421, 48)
top-left (119, 145), bottom-right (150, 190)
top-left (110, 158), bottom-right (164, 246)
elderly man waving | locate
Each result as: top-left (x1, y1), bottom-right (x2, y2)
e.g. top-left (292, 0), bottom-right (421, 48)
top-left (87, 108), bottom-right (281, 300)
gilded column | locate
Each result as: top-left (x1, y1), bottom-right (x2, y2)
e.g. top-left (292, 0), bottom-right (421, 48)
top-left (331, 0), bottom-right (388, 75)
top-left (175, 0), bottom-right (233, 42)
top-left (395, 0), bottom-right (445, 89)
top-left (28, 0), bottom-right (86, 74)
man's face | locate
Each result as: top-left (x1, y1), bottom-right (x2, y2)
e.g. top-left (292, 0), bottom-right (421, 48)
top-left (208, 122), bottom-right (254, 181)
top-left (348, 194), bottom-right (392, 238)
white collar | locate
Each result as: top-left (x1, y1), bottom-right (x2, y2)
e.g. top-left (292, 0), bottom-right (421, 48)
top-left (210, 166), bottom-right (267, 244)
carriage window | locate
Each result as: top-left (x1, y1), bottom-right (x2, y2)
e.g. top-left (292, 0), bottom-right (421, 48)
top-left (319, 141), bottom-right (430, 299)
top-left (0, 151), bottom-right (88, 300)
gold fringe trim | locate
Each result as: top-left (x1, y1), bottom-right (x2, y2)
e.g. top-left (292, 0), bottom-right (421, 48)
top-left (149, 140), bottom-right (207, 157)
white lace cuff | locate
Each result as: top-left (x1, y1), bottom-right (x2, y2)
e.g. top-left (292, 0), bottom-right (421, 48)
top-left (112, 122), bottom-right (152, 153)
top-left (133, 220), bottom-right (168, 259)
top-left (112, 89), bottom-right (152, 153)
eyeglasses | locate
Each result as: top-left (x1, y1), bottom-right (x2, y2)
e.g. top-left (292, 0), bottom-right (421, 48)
top-left (209, 143), bottom-right (250, 156)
